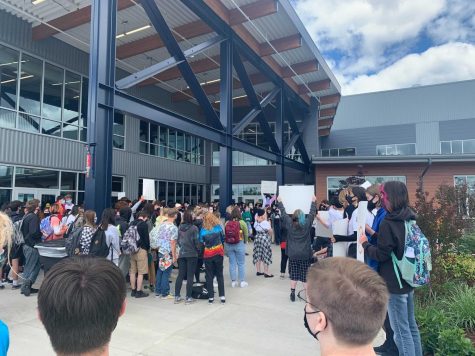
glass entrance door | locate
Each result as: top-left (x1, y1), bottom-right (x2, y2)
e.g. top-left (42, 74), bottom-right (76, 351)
top-left (13, 188), bottom-right (58, 208)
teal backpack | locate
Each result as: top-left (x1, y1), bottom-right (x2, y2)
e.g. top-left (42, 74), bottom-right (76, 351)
top-left (391, 220), bottom-right (432, 289)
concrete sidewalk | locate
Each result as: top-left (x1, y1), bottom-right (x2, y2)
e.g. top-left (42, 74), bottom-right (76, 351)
top-left (1, 244), bottom-right (384, 355)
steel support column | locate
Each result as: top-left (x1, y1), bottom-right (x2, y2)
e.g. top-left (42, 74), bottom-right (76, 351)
top-left (85, 0), bottom-right (116, 215)
top-left (219, 39), bottom-right (233, 215)
top-left (276, 87), bottom-right (285, 187)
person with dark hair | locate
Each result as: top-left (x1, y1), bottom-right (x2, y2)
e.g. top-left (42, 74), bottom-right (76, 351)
top-left (303, 257), bottom-right (388, 356)
top-left (174, 210), bottom-right (201, 304)
top-left (100, 208), bottom-right (121, 266)
top-left (116, 206), bottom-right (132, 277)
top-left (277, 195), bottom-right (317, 302)
top-left (79, 210), bottom-right (97, 255)
top-left (7, 200), bottom-right (24, 290)
top-left (129, 210), bottom-right (151, 298)
top-left (253, 208), bottom-right (274, 278)
top-left (360, 181), bottom-right (422, 356)
top-left (20, 200), bottom-right (42, 297)
top-left (38, 257), bottom-right (126, 356)
top-left (224, 207), bottom-right (249, 288)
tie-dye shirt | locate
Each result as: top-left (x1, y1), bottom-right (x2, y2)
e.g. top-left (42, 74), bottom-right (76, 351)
top-left (199, 225), bottom-right (224, 259)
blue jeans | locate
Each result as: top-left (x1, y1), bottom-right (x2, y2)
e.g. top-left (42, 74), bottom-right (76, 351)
top-left (22, 245), bottom-right (40, 286)
top-left (155, 265), bottom-right (173, 296)
top-left (387, 291), bottom-right (422, 356)
top-left (226, 241), bottom-right (246, 282)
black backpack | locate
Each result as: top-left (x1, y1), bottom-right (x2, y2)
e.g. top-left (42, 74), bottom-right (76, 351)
top-left (88, 228), bottom-right (110, 258)
top-left (65, 227), bottom-right (84, 257)
top-left (191, 284), bottom-right (209, 300)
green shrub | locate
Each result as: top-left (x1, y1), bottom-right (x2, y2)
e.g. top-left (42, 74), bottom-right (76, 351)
top-left (443, 284), bottom-right (475, 332)
top-left (438, 254), bottom-right (475, 286)
top-left (416, 305), bottom-right (449, 354)
top-left (459, 232), bottom-right (475, 255)
top-left (435, 328), bottom-right (475, 356)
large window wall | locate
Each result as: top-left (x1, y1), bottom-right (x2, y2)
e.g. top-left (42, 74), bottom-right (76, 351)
top-left (139, 120), bottom-right (205, 165)
top-left (211, 184), bottom-right (262, 204)
top-left (0, 43), bottom-right (126, 148)
top-left (376, 143), bottom-right (416, 156)
top-left (441, 139), bottom-right (475, 155)
top-left (138, 178), bottom-right (205, 205)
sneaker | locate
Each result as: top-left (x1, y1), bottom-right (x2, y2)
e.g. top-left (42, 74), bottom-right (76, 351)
top-left (208, 298), bottom-right (214, 304)
top-left (240, 281), bottom-right (248, 288)
top-left (21, 280), bottom-right (31, 297)
top-left (29, 287), bottom-right (39, 294)
top-left (231, 281), bottom-right (237, 288)
top-left (135, 290), bottom-right (149, 298)
top-left (174, 296), bottom-right (184, 304)
top-left (220, 296), bottom-right (226, 304)
top-left (131, 289), bottom-right (137, 297)
top-left (264, 274), bottom-right (274, 278)
top-left (0, 284), bottom-right (4, 290)
top-left (160, 294), bottom-right (174, 300)
top-left (185, 297), bottom-right (196, 305)
top-left (256, 272), bottom-right (264, 276)
top-left (280, 273), bottom-right (285, 280)
top-left (290, 291), bottom-right (296, 302)
top-left (12, 284), bottom-right (21, 290)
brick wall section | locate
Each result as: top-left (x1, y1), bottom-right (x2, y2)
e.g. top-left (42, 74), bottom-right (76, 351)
top-left (315, 162), bottom-right (475, 203)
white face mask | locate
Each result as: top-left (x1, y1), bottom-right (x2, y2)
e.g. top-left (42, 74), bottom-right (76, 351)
top-left (65, 200), bottom-right (72, 204)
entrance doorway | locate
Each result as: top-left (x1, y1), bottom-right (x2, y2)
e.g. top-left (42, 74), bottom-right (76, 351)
top-left (13, 188), bottom-right (58, 208)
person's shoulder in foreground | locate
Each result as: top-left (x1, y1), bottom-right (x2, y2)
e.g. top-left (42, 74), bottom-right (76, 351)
top-left (0, 320), bottom-right (8, 356)
top-left (304, 257), bottom-right (388, 356)
top-left (38, 256), bottom-right (127, 356)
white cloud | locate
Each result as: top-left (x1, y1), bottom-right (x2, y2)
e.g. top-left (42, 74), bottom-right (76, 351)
top-left (293, 0), bottom-right (445, 74)
top-left (342, 42), bottom-right (475, 94)
top-left (427, 0), bottom-right (475, 43)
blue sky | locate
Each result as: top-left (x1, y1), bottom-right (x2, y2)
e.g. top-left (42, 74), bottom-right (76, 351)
top-left (290, 0), bottom-right (475, 95)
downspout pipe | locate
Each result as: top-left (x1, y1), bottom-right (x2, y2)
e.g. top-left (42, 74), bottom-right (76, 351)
top-left (419, 158), bottom-right (432, 192)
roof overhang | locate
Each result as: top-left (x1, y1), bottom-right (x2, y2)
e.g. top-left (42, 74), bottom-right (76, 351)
top-left (312, 155), bottom-right (475, 165)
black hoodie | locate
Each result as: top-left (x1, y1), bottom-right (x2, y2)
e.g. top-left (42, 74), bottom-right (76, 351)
top-left (116, 207), bottom-right (132, 237)
top-left (363, 207), bottom-right (415, 294)
top-left (177, 223), bottom-right (201, 258)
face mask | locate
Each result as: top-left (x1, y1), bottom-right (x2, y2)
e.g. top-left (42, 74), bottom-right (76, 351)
top-left (304, 313), bottom-right (320, 340)
top-left (367, 200), bottom-right (377, 211)
top-left (345, 195), bottom-right (353, 204)
top-left (65, 200), bottom-right (72, 204)
top-left (44, 212), bottom-right (51, 218)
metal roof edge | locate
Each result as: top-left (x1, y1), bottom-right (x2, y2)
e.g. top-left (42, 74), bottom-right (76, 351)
top-left (277, 0), bottom-right (341, 94)
top-left (312, 154), bottom-right (475, 165)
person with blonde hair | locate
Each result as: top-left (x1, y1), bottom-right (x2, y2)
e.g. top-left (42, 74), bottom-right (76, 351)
top-left (0, 211), bottom-right (13, 272)
top-left (200, 212), bottom-right (225, 304)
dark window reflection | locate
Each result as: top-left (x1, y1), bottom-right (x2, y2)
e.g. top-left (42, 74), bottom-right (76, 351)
top-left (0, 189), bottom-right (12, 208)
top-left (62, 123), bottom-right (78, 140)
top-left (61, 171), bottom-right (76, 190)
top-left (113, 135), bottom-right (124, 149)
top-left (15, 167), bottom-right (59, 189)
top-left (0, 108), bottom-right (16, 129)
top-left (167, 182), bottom-right (175, 204)
top-left (18, 112), bottom-right (40, 133)
top-left (19, 55), bottom-right (42, 117)
top-left (175, 183), bottom-right (183, 204)
top-left (0, 165), bottom-right (13, 187)
top-left (80, 77), bottom-right (88, 127)
top-left (42, 118), bottom-right (61, 137)
top-left (113, 112), bottom-right (125, 136)
top-left (159, 181), bottom-right (166, 202)
top-left (0, 44), bottom-right (19, 110)
top-left (43, 63), bottom-right (63, 122)
top-left (63, 71), bottom-right (80, 125)
top-left (112, 176), bottom-right (123, 192)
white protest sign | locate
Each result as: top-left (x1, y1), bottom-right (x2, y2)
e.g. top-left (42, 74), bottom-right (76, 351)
top-left (356, 201), bottom-right (368, 262)
top-left (315, 211), bottom-right (332, 237)
top-left (117, 192), bottom-right (126, 200)
top-left (332, 218), bottom-right (349, 236)
top-left (261, 181), bottom-right (277, 195)
top-left (333, 242), bottom-right (349, 257)
top-left (360, 181), bottom-right (372, 189)
top-left (142, 179), bottom-right (156, 201)
top-left (278, 185), bottom-right (314, 214)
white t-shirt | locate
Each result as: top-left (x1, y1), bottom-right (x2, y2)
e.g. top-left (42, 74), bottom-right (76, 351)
top-left (348, 207), bottom-right (375, 234)
top-left (105, 225), bottom-right (121, 266)
top-left (255, 220), bottom-right (271, 233)
top-left (328, 208), bottom-right (344, 230)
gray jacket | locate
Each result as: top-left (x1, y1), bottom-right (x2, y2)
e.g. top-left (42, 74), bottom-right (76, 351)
top-left (278, 202), bottom-right (317, 260)
top-left (177, 223), bottom-right (201, 258)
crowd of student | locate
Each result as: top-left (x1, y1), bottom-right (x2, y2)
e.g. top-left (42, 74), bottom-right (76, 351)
top-left (0, 179), bottom-right (425, 356)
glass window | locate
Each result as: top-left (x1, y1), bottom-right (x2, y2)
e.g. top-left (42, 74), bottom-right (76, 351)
top-left (339, 148), bottom-right (356, 156)
top-left (463, 139), bottom-right (475, 154)
top-left (80, 77), bottom-right (88, 127)
top-left (176, 131), bottom-right (184, 151)
top-left (113, 135), bottom-right (124, 150)
top-left (150, 144), bottom-right (159, 156)
top-left (112, 176), bottom-right (123, 192)
top-left (175, 183), bottom-right (183, 204)
top-left (441, 141), bottom-right (451, 154)
top-left (0, 108), bottom-right (16, 129)
top-left (63, 71), bottom-right (80, 126)
top-left (43, 63), bottom-right (63, 122)
top-left (113, 112), bottom-right (125, 149)
top-left (160, 126), bottom-right (168, 146)
top-left (191, 184), bottom-right (197, 205)
top-left (62, 123), bottom-right (78, 140)
top-left (158, 181), bottom-right (166, 202)
top-left (150, 124), bottom-right (158, 144)
top-left (321, 149), bottom-right (329, 157)
top-left (396, 143), bottom-right (416, 155)
top-left (61, 171), bottom-right (76, 190)
top-left (78, 173), bottom-right (85, 190)
top-left (197, 185), bottom-right (203, 203)
top-left (18, 112), bottom-right (40, 133)
top-left (0, 189), bottom-right (12, 208)
top-left (326, 176), bottom-right (406, 199)
top-left (19, 54), bottom-right (42, 117)
top-left (139, 120), bottom-right (148, 142)
top-left (140, 141), bottom-right (149, 155)
top-left (169, 129), bottom-right (176, 149)
top-left (184, 183), bottom-right (190, 203)
top-left (167, 182), bottom-right (175, 204)
top-left (15, 167), bottom-right (59, 188)
top-left (452, 140), bottom-right (463, 154)
top-left (167, 147), bottom-right (176, 160)
top-left (0, 44), bottom-right (19, 110)
top-left (0, 165), bottom-right (13, 187)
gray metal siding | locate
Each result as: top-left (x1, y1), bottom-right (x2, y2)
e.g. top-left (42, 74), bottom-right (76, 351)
top-left (439, 118), bottom-right (475, 141)
top-left (416, 122), bottom-right (440, 154)
top-left (322, 124), bottom-right (416, 156)
top-left (210, 166), bottom-right (309, 185)
top-left (332, 80), bottom-right (475, 130)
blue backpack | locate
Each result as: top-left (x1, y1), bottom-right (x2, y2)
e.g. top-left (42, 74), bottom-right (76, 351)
top-left (40, 216), bottom-right (54, 240)
top-left (392, 220), bottom-right (432, 289)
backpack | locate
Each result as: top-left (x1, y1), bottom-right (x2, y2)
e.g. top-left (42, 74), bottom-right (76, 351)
top-left (40, 216), bottom-right (54, 240)
top-left (225, 221), bottom-right (241, 244)
top-left (391, 220), bottom-right (432, 289)
top-left (120, 224), bottom-right (141, 255)
top-left (63, 216), bottom-right (80, 240)
top-left (12, 220), bottom-right (25, 246)
top-left (65, 227), bottom-right (84, 257)
top-left (191, 284), bottom-right (209, 300)
top-left (88, 228), bottom-right (110, 258)
top-left (149, 225), bottom-right (160, 250)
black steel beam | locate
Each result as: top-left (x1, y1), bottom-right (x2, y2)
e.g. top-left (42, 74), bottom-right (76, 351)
top-left (285, 99), bottom-right (311, 167)
top-left (85, 0), bottom-right (116, 215)
top-left (140, 0), bottom-right (223, 130)
top-left (276, 87), bottom-right (285, 187)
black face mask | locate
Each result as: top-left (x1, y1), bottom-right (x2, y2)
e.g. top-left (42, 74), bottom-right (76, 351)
top-left (304, 313), bottom-right (320, 340)
top-left (345, 195), bottom-right (354, 204)
top-left (367, 200), bottom-right (377, 211)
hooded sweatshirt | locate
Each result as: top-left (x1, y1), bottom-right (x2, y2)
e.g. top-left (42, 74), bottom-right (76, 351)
top-left (177, 223), bottom-right (201, 258)
top-left (278, 202), bottom-right (317, 260)
top-left (363, 207), bottom-right (415, 294)
top-left (115, 207), bottom-right (132, 237)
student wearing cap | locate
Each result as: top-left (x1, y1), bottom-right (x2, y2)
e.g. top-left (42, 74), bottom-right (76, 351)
top-left (253, 209), bottom-right (274, 278)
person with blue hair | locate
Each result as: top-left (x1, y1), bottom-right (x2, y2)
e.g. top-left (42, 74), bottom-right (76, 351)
top-left (277, 194), bottom-right (317, 302)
